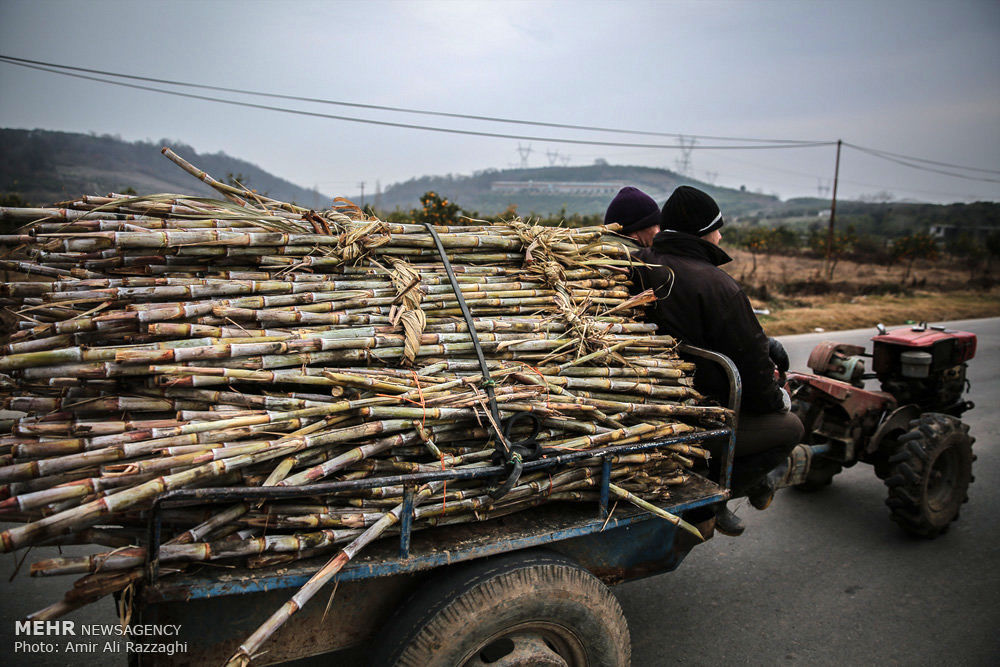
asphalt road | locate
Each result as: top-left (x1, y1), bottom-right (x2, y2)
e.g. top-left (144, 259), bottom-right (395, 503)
top-left (1, 318), bottom-right (997, 666)
top-left (618, 317), bottom-right (1000, 666)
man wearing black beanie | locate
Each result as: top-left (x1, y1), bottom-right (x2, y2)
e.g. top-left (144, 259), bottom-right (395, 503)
top-left (603, 186), bottom-right (661, 248)
top-left (632, 186), bottom-right (803, 536)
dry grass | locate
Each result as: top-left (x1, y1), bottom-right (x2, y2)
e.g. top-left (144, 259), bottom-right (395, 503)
top-left (719, 249), bottom-right (1000, 335)
top-left (757, 290), bottom-right (1000, 335)
top-left (724, 248), bottom-right (981, 293)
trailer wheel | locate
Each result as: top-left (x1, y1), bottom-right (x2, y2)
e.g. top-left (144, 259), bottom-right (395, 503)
top-left (372, 550), bottom-right (630, 667)
top-left (883, 414), bottom-right (974, 538)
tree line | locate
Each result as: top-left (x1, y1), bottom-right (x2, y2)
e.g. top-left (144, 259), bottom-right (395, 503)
top-left (724, 224), bottom-right (1000, 280)
top-left (388, 191), bottom-right (1000, 282)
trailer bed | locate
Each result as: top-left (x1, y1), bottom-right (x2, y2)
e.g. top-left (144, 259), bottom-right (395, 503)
top-left (133, 474), bottom-right (724, 665)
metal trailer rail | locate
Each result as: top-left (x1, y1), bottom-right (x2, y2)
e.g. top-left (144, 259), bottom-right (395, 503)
top-left (129, 345), bottom-right (740, 665)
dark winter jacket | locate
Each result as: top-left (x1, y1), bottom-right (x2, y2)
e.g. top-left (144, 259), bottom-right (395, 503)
top-left (631, 230), bottom-right (785, 414)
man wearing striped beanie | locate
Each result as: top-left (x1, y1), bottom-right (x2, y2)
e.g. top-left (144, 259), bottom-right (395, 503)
top-left (632, 186), bottom-right (803, 537)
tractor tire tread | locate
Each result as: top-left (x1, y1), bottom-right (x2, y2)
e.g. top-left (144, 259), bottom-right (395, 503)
top-left (896, 462), bottom-right (922, 484)
top-left (888, 449), bottom-right (912, 464)
top-left (884, 474), bottom-right (905, 488)
top-left (906, 440), bottom-right (930, 462)
top-left (882, 413), bottom-right (973, 539)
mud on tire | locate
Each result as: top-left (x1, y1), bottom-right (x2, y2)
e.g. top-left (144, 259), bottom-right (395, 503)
top-left (372, 550), bottom-right (630, 667)
top-left (883, 413), bottom-right (974, 538)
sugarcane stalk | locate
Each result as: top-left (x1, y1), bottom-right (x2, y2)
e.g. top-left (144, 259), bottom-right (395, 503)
top-left (225, 479), bottom-right (444, 665)
top-left (608, 483), bottom-right (704, 541)
top-left (2, 161), bottom-right (733, 629)
top-left (30, 526), bottom-right (366, 577)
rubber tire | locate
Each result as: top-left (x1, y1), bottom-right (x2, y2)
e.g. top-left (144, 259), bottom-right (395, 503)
top-left (371, 550), bottom-right (631, 667)
top-left (883, 413), bottom-right (975, 539)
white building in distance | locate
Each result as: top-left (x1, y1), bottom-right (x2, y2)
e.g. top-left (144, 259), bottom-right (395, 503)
top-left (491, 181), bottom-right (628, 196)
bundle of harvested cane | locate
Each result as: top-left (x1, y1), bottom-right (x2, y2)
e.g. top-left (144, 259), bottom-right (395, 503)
top-left (0, 148), bottom-right (731, 663)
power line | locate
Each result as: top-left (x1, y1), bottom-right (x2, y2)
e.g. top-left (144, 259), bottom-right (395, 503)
top-left (0, 53), bottom-right (827, 145)
top-left (843, 142), bottom-right (1000, 175)
top-left (570, 143), bottom-right (1000, 196)
top-left (0, 57), bottom-right (835, 151)
top-left (844, 143), bottom-right (1000, 184)
top-left (2, 54), bottom-right (994, 201)
top-left (709, 151), bottom-right (996, 199)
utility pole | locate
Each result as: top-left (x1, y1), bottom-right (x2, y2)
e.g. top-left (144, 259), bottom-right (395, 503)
top-left (825, 139), bottom-right (842, 278)
top-left (312, 183), bottom-right (318, 211)
top-left (546, 150), bottom-right (560, 166)
top-left (358, 181), bottom-right (365, 208)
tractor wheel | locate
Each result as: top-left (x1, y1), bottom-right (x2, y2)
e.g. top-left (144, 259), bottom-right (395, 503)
top-left (883, 414), bottom-right (974, 538)
top-left (371, 550), bottom-right (630, 667)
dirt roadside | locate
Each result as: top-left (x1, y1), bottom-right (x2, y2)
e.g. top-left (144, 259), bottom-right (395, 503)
top-left (756, 289), bottom-right (1000, 335)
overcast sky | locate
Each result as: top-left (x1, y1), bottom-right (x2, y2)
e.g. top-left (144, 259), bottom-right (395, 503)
top-left (1, 0), bottom-right (998, 205)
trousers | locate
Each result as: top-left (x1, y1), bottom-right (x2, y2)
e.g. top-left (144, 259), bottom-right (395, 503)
top-left (734, 410), bottom-right (804, 457)
top-left (707, 410), bottom-right (804, 497)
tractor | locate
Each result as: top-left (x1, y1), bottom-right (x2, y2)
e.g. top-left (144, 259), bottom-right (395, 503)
top-left (776, 322), bottom-right (977, 538)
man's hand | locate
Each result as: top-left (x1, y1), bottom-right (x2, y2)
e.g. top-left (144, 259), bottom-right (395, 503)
top-left (768, 337), bottom-right (789, 385)
top-left (779, 387), bottom-right (792, 413)
top-left (768, 337), bottom-right (789, 373)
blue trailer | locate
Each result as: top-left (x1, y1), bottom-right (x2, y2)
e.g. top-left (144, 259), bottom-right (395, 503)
top-left (130, 346), bottom-right (739, 666)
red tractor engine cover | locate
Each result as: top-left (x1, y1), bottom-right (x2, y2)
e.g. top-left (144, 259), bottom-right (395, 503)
top-left (871, 327), bottom-right (977, 375)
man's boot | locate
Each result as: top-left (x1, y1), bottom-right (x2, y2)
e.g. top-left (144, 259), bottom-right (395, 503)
top-left (748, 461), bottom-right (789, 510)
top-left (715, 503), bottom-right (745, 537)
top-left (732, 447), bottom-right (794, 510)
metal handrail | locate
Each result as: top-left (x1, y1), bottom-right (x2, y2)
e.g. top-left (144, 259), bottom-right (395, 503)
top-left (677, 343), bottom-right (741, 490)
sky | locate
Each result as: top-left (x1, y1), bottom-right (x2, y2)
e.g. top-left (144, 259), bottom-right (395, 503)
top-left (1, 0), bottom-right (998, 205)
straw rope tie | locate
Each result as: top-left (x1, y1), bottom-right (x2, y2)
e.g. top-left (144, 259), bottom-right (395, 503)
top-left (386, 258), bottom-right (426, 364)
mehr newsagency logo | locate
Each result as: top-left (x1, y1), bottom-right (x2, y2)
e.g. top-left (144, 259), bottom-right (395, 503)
top-left (14, 620), bottom-right (187, 656)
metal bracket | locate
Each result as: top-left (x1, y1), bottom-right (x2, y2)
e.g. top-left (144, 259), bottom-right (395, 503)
top-left (421, 222), bottom-right (521, 499)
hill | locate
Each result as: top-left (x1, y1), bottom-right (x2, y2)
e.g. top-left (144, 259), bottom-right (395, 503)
top-left (0, 128), bottom-right (330, 206)
top-left (3, 128), bottom-right (997, 239)
top-left (377, 166), bottom-right (999, 239)
top-left (375, 163), bottom-right (781, 218)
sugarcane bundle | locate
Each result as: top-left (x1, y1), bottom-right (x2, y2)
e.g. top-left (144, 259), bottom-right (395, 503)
top-left (0, 149), bottom-right (731, 660)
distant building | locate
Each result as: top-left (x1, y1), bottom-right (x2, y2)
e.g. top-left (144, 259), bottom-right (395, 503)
top-left (929, 224), bottom-right (995, 241)
top-left (491, 180), bottom-right (628, 196)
